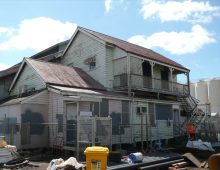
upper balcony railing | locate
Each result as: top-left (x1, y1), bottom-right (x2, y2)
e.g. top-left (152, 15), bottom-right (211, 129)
top-left (113, 74), bottom-right (189, 95)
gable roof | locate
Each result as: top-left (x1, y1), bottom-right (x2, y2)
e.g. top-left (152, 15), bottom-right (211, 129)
top-left (64, 26), bottom-right (188, 71)
top-left (10, 58), bottom-right (106, 91)
top-left (0, 40), bottom-right (69, 78)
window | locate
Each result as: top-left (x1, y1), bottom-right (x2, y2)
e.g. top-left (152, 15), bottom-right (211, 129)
top-left (90, 102), bottom-right (99, 116)
top-left (136, 106), bottom-right (147, 115)
top-left (89, 61), bottom-right (96, 70)
top-left (56, 114), bottom-right (63, 132)
top-left (84, 56), bottom-right (96, 70)
top-left (156, 104), bottom-right (173, 120)
top-left (100, 99), bottom-right (109, 117)
top-left (148, 103), bottom-right (156, 127)
top-left (122, 101), bottom-right (129, 125)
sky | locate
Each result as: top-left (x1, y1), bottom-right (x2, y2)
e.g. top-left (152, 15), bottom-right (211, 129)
top-left (0, 0), bottom-right (220, 82)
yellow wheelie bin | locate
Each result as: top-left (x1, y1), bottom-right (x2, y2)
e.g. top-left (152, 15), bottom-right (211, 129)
top-left (84, 146), bottom-right (109, 170)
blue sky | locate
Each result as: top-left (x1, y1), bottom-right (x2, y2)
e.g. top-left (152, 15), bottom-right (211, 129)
top-left (0, 0), bottom-right (220, 82)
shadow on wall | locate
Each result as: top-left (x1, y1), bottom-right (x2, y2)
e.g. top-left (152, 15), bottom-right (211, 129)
top-left (21, 109), bottom-right (44, 135)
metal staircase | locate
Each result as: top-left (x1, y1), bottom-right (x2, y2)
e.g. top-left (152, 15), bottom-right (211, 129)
top-left (178, 94), bottom-right (207, 133)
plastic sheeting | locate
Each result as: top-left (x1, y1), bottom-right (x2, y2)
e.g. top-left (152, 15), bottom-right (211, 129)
top-left (47, 157), bottom-right (84, 170)
top-left (186, 139), bottom-right (215, 151)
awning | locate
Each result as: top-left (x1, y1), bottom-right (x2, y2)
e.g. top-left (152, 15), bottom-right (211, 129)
top-left (48, 85), bottom-right (103, 102)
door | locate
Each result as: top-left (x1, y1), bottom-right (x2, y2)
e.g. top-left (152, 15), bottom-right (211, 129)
top-left (142, 61), bottom-right (152, 88)
top-left (66, 103), bottom-right (77, 145)
top-left (161, 70), bottom-right (169, 90)
top-left (173, 109), bottom-right (180, 136)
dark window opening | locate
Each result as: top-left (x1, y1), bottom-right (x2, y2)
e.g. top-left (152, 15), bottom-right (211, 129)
top-left (122, 101), bottom-right (129, 125)
top-left (161, 70), bottom-right (169, 81)
top-left (89, 61), bottom-right (96, 70)
top-left (156, 104), bottom-right (173, 120)
top-left (161, 68), bottom-right (169, 90)
top-left (142, 61), bottom-right (151, 77)
top-left (148, 103), bottom-right (156, 127)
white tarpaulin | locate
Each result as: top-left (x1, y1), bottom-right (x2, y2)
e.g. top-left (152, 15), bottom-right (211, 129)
top-left (186, 139), bottom-right (215, 151)
top-left (47, 157), bottom-right (84, 170)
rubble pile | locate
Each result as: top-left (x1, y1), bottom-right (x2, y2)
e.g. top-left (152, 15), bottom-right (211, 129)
top-left (168, 153), bottom-right (210, 170)
top-left (0, 136), bottom-right (17, 164)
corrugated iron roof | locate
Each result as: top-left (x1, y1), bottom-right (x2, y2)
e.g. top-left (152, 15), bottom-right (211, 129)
top-left (0, 40), bottom-right (69, 78)
top-left (0, 64), bottom-right (20, 78)
top-left (26, 58), bottom-right (106, 91)
top-left (78, 27), bottom-right (188, 71)
top-left (49, 85), bottom-right (104, 95)
top-left (49, 85), bottom-right (130, 98)
top-left (0, 96), bottom-right (28, 106)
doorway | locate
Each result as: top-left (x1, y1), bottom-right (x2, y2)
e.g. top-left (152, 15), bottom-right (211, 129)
top-left (66, 103), bottom-right (77, 145)
top-left (161, 70), bottom-right (169, 90)
top-left (173, 109), bottom-right (180, 136)
top-left (142, 61), bottom-right (152, 88)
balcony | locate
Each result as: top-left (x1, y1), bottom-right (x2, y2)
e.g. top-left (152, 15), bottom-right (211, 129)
top-left (113, 74), bottom-right (188, 95)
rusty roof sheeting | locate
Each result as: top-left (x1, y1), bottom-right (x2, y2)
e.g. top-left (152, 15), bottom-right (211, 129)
top-left (0, 40), bottom-right (69, 78)
top-left (26, 58), bottom-right (106, 91)
top-left (79, 27), bottom-right (188, 71)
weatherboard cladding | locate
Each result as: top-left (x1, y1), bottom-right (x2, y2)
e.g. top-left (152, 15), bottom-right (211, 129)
top-left (26, 58), bottom-right (105, 90)
top-left (79, 27), bottom-right (187, 70)
top-left (62, 31), bottom-right (108, 87)
top-left (10, 63), bottom-right (45, 96)
top-left (106, 46), bottom-right (114, 88)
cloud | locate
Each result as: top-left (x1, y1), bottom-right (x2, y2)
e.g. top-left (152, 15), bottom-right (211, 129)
top-left (0, 17), bottom-right (77, 52)
top-left (140, 0), bottom-right (220, 23)
top-left (0, 27), bottom-right (9, 34)
top-left (128, 25), bottom-right (215, 55)
top-left (0, 63), bottom-right (11, 71)
top-left (105, 0), bottom-right (112, 13)
top-left (104, 0), bottom-right (129, 13)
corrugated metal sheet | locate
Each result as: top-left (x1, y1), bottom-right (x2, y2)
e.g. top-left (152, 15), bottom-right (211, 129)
top-left (26, 58), bottom-right (105, 90)
top-left (78, 27), bottom-right (188, 71)
top-left (0, 40), bottom-right (69, 78)
top-left (0, 64), bottom-right (20, 78)
top-left (50, 85), bottom-right (104, 95)
top-left (0, 90), bottom-right (48, 106)
top-left (0, 97), bottom-right (28, 106)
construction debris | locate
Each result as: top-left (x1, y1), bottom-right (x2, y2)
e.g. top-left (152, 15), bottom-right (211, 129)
top-left (186, 140), bottom-right (215, 151)
top-left (183, 153), bottom-right (202, 167)
top-left (47, 157), bottom-right (85, 170)
top-left (0, 136), bottom-right (18, 164)
top-left (168, 153), bottom-right (210, 170)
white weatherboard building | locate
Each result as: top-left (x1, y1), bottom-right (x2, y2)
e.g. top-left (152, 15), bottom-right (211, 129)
top-left (190, 78), bottom-right (220, 135)
top-left (0, 27), bottom-right (191, 153)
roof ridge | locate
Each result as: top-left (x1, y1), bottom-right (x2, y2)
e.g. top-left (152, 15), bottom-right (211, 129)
top-left (79, 27), bottom-right (186, 70)
top-left (26, 57), bottom-right (79, 70)
top-left (79, 26), bottom-right (134, 46)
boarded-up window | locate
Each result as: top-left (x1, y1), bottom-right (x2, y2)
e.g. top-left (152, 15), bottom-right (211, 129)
top-left (93, 102), bottom-right (99, 116)
top-left (111, 112), bottom-right (122, 135)
top-left (148, 103), bottom-right (156, 126)
top-left (56, 114), bottom-right (63, 132)
top-left (21, 123), bottom-right (30, 145)
top-left (156, 104), bottom-right (173, 120)
top-left (122, 101), bottom-right (129, 125)
top-left (100, 99), bottom-right (109, 117)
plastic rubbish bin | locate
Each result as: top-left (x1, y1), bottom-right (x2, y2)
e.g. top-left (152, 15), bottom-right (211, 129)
top-left (84, 146), bottom-right (109, 170)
